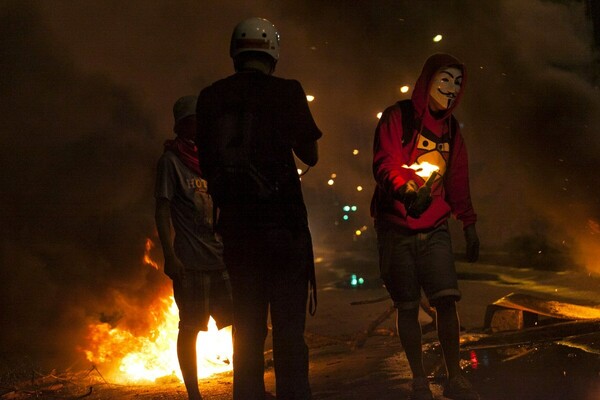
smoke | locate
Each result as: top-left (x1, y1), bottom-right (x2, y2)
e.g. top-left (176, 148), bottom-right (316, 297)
top-left (1, 0), bottom-right (599, 369)
top-left (0, 2), bottom-right (167, 368)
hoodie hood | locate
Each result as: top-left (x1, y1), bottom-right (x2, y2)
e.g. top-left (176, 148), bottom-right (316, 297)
top-left (411, 53), bottom-right (466, 121)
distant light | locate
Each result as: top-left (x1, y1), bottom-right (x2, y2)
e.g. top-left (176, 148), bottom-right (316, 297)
top-left (350, 273), bottom-right (364, 286)
top-left (352, 149), bottom-right (359, 155)
top-left (361, 225), bottom-right (368, 231)
top-left (327, 179), bottom-right (335, 186)
top-left (400, 85), bottom-right (410, 93)
top-left (433, 34), bottom-right (443, 42)
top-left (330, 173), bottom-right (337, 178)
top-left (377, 112), bottom-right (383, 119)
top-left (343, 214), bottom-right (349, 221)
top-left (343, 205), bottom-right (351, 212)
top-left (351, 206), bottom-right (357, 212)
top-left (306, 95), bottom-right (315, 102)
top-left (356, 186), bottom-right (363, 192)
top-left (297, 168), bottom-right (303, 175)
top-left (355, 230), bottom-right (362, 236)
top-left (470, 350), bottom-right (479, 370)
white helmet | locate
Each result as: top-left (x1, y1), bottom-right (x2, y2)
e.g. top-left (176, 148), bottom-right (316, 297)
top-left (230, 17), bottom-right (280, 61)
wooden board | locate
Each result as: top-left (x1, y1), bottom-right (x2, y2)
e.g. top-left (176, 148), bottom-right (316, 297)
top-left (491, 292), bottom-right (600, 320)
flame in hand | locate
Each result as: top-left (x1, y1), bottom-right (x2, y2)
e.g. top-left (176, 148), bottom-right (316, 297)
top-left (402, 162), bottom-right (440, 179)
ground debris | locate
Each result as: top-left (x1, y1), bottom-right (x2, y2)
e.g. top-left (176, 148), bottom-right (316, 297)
top-left (0, 365), bottom-right (102, 399)
top-left (351, 304), bottom-right (396, 350)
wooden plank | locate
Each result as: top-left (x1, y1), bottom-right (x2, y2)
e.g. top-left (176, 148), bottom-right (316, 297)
top-left (491, 293), bottom-right (600, 320)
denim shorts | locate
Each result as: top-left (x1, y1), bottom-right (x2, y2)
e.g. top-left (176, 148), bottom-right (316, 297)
top-left (173, 269), bottom-right (233, 332)
top-left (376, 223), bottom-right (461, 309)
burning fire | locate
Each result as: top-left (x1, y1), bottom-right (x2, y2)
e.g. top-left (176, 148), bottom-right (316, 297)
top-left (144, 238), bottom-right (159, 270)
top-left (402, 161), bottom-right (440, 179)
top-left (82, 239), bottom-right (233, 383)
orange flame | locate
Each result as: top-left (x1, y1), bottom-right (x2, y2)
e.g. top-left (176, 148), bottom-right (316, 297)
top-left (83, 296), bottom-right (233, 382)
top-left (402, 162), bottom-right (440, 179)
top-left (144, 238), bottom-right (159, 270)
top-left (81, 238), bottom-right (233, 383)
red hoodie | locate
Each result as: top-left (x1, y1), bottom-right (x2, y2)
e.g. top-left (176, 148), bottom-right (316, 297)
top-left (371, 53), bottom-right (477, 231)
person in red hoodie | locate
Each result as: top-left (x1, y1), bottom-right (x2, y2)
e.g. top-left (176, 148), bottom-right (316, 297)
top-left (371, 54), bottom-right (480, 400)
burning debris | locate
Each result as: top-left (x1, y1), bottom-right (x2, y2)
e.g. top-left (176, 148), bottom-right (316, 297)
top-left (82, 296), bottom-right (233, 383)
top-left (80, 239), bottom-right (233, 384)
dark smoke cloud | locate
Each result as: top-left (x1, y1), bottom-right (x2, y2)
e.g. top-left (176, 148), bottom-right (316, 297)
top-left (0, 2), bottom-right (166, 367)
top-left (1, 0), bottom-right (599, 369)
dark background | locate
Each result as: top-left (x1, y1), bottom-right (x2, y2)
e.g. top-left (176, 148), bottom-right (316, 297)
top-left (1, 0), bottom-right (599, 369)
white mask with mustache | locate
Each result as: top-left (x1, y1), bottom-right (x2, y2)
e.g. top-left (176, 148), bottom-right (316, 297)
top-left (429, 67), bottom-right (463, 111)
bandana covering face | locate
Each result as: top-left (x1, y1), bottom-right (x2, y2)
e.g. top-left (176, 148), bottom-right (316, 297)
top-left (429, 67), bottom-right (463, 110)
top-left (163, 137), bottom-right (201, 175)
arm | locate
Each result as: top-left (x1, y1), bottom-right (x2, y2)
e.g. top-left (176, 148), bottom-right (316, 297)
top-left (288, 80), bottom-right (321, 166)
top-left (373, 107), bottom-right (419, 198)
top-left (445, 130), bottom-right (479, 261)
top-left (444, 132), bottom-right (477, 228)
top-left (155, 198), bottom-right (185, 280)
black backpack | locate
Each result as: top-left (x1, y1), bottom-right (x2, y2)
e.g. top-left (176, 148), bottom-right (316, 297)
top-left (208, 105), bottom-right (278, 206)
top-left (208, 82), bottom-right (290, 205)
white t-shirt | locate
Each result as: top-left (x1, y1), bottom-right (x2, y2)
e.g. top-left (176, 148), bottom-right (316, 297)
top-left (155, 151), bottom-right (225, 271)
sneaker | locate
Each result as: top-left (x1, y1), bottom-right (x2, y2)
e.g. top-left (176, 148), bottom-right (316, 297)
top-left (408, 376), bottom-right (433, 400)
top-left (443, 374), bottom-right (480, 400)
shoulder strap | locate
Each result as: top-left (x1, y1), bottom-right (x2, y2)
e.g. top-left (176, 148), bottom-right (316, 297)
top-left (396, 99), bottom-right (420, 146)
top-left (449, 115), bottom-right (459, 149)
top-left (398, 99), bottom-right (458, 153)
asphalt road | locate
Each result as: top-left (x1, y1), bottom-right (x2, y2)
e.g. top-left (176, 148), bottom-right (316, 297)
top-left (3, 247), bottom-right (599, 399)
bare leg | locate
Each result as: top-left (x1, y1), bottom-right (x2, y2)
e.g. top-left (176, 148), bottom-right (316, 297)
top-left (396, 307), bottom-right (426, 378)
top-left (435, 300), bottom-right (461, 378)
top-left (420, 295), bottom-right (437, 321)
top-left (177, 328), bottom-right (202, 400)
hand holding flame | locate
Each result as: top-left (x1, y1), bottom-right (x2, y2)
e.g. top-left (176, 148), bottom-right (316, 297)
top-left (398, 162), bottom-right (440, 218)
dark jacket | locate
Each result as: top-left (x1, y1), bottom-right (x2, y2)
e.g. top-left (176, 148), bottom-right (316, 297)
top-left (196, 71), bottom-right (322, 230)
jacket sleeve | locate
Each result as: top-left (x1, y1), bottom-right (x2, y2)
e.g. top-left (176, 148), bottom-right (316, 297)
top-left (444, 128), bottom-right (477, 228)
top-left (287, 79), bottom-right (322, 144)
top-left (372, 106), bottom-right (418, 196)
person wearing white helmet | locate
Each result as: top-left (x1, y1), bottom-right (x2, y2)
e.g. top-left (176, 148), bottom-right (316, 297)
top-left (230, 17), bottom-right (280, 70)
top-left (196, 17), bottom-right (321, 400)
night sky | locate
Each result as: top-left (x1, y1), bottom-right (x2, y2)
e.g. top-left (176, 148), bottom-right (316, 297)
top-left (1, 0), bottom-right (599, 368)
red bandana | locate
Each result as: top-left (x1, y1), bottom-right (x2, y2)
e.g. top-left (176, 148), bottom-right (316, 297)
top-left (163, 137), bottom-right (201, 176)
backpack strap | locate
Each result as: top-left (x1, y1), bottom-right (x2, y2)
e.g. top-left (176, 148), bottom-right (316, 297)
top-left (446, 115), bottom-right (459, 171)
top-left (396, 99), bottom-right (421, 146)
top-left (397, 99), bottom-right (458, 154)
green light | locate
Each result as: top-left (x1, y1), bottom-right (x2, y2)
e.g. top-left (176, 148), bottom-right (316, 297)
top-left (343, 205), bottom-right (351, 212)
top-left (358, 277), bottom-right (364, 285)
top-left (350, 274), bottom-right (358, 286)
top-left (351, 206), bottom-right (357, 211)
top-left (343, 215), bottom-right (349, 220)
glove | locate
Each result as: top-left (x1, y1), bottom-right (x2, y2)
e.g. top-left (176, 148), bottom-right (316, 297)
top-left (464, 224), bottom-right (480, 263)
top-left (393, 180), bottom-right (418, 204)
top-left (394, 180), bottom-right (433, 219)
top-left (406, 186), bottom-right (433, 219)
